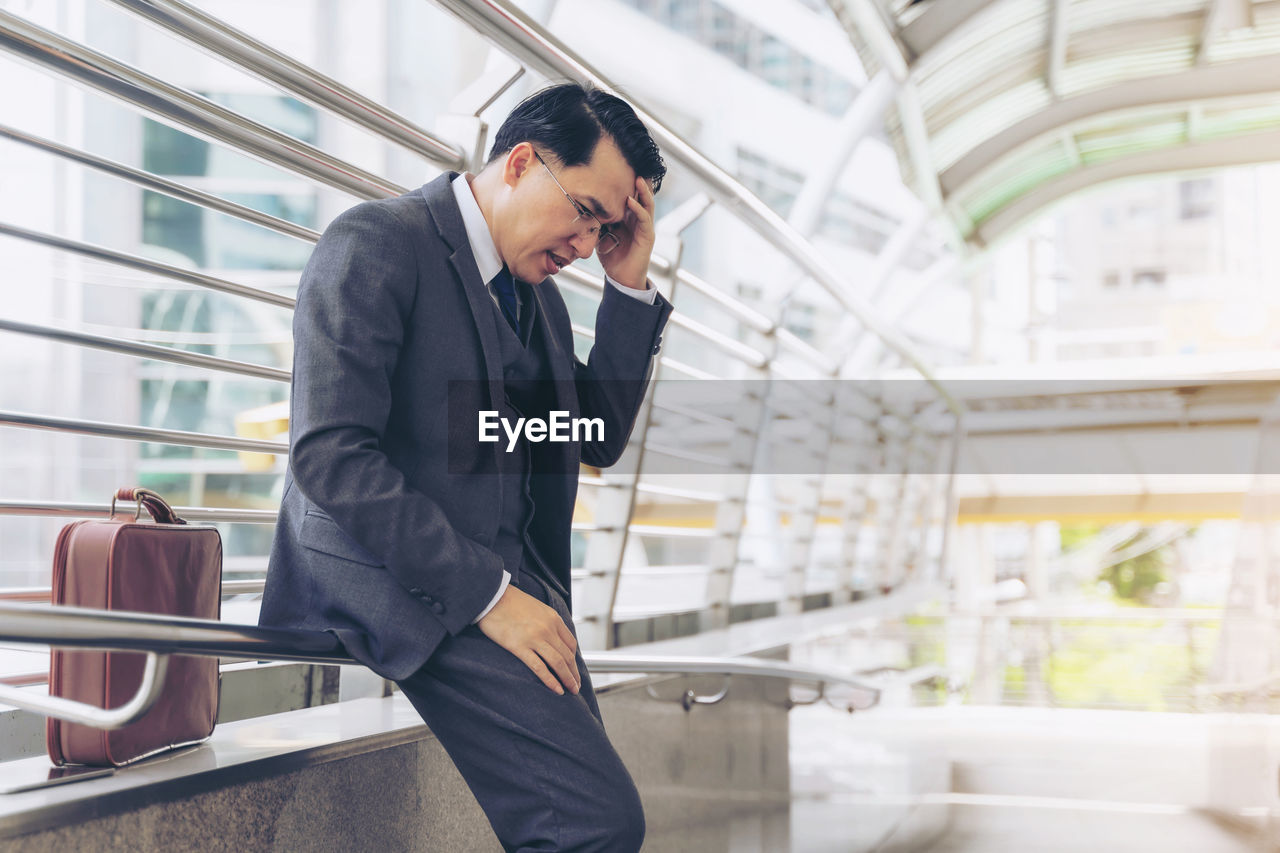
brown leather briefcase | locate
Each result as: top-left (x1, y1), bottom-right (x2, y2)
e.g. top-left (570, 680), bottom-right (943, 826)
top-left (47, 487), bottom-right (222, 767)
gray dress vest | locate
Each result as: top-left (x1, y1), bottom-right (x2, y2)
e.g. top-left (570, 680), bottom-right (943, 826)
top-left (491, 282), bottom-right (568, 598)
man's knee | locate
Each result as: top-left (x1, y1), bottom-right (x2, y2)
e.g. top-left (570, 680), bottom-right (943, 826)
top-left (590, 778), bottom-right (645, 852)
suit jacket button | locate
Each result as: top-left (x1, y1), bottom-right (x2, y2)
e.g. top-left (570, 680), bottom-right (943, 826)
top-left (431, 601), bottom-right (446, 615)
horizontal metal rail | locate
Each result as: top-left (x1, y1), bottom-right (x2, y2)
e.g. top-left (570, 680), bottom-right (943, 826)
top-left (573, 474), bottom-right (616, 488)
top-left (222, 579), bottom-right (266, 595)
top-left (571, 300), bottom-right (759, 373)
top-left (576, 477), bottom-right (730, 507)
top-left (432, 0), bottom-right (961, 415)
top-left (570, 521), bottom-right (614, 534)
top-left (590, 653), bottom-right (882, 696)
top-left (0, 222), bottom-right (296, 309)
top-left (554, 265), bottom-right (830, 376)
top-left (108, 0), bottom-right (467, 169)
top-left (673, 269), bottom-right (774, 335)
top-left (0, 10), bottom-right (402, 200)
top-left (656, 358), bottom-right (718, 380)
top-left (769, 359), bottom-right (817, 381)
top-left (642, 441), bottom-right (739, 469)
top-left (0, 318), bottom-right (291, 383)
top-left (628, 524), bottom-right (718, 539)
top-left (0, 411), bottom-right (288, 455)
top-left (0, 500), bottom-right (279, 524)
top-left (649, 399), bottom-right (742, 432)
top-left (634, 482), bottom-right (730, 503)
top-left (666, 313), bottom-right (769, 368)
top-left (0, 602), bottom-right (883, 727)
top-left (0, 579), bottom-right (266, 605)
top-left (776, 331), bottom-right (838, 375)
top-left (555, 269), bottom-right (769, 368)
top-left (552, 267), bottom-right (605, 297)
top-left (611, 602), bottom-right (708, 620)
top-left (613, 564), bottom-right (714, 576)
top-left (0, 602), bottom-right (351, 662)
top-left (574, 342), bottom-right (718, 379)
top-left (0, 123), bottom-right (321, 243)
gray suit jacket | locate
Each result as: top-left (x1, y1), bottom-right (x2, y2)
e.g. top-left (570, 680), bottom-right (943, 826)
top-left (259, 172), bottom-right (672, 680)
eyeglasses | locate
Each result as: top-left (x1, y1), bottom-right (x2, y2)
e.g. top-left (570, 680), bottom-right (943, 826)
top-left (534, 151), bottom-right (621, 257)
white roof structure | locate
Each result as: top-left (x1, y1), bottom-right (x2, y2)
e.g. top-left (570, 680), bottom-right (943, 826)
top-left (826, 0), bottom-right (1280, 247)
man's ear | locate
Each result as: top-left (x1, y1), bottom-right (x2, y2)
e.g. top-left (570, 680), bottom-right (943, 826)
top-left (502, 142), bottom-right (536, 189)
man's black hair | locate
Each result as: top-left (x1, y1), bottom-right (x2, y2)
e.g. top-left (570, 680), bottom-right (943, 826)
top-left (487, 82), bottom-right (666, 194)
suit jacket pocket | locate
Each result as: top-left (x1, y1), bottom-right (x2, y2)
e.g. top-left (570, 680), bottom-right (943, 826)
top-left (300, 511), bottom-right (384, 567)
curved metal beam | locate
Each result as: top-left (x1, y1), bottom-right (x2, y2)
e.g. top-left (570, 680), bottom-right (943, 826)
top-left (1047, 0), bottom-right (1068, 98)
top-left (823, 2), bottom-right (959, 255)
top-left (898, 0), bottom-right (1004, 62)
top-left (823, 0), bottom-right (909, 81)
top-left (942, 53), bottom-right (1280, 199)
top-left (1198, 0), bottom-right (1255, 65)
top-left (789, 69), bottom-right (899, 236)
top-left (972, 127), bottom-right (1280, 247)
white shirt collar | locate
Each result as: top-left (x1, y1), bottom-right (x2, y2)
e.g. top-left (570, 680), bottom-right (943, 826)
top-left (450, 173), bottom-right (503, 284)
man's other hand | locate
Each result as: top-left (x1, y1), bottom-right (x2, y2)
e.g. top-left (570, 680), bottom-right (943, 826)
top-left (476, 584), bottom-right (581, 694)
top-left (599, 175), bottom-right (656, 291)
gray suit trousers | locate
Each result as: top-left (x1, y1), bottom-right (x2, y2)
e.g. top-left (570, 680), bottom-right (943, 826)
top-left (396, 564), bottom-right (644, 852)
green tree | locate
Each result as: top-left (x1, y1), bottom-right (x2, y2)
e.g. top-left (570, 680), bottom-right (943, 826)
top-left (1098, 531), bottom-right (1169, 602)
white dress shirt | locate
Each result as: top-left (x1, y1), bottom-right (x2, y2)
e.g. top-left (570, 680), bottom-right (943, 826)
top-left (450, 174), bottom-right (657, 622)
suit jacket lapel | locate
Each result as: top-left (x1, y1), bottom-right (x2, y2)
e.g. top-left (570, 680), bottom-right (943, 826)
top-left (419, 174), bottom-right (503, 395)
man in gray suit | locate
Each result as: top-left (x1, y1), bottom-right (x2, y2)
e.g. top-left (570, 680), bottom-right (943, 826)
top-left (260, 83), bottom-right (671, 851)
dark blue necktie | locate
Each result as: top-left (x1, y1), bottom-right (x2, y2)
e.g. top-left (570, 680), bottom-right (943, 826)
top-left (491, 267), bottom-right (519, 333)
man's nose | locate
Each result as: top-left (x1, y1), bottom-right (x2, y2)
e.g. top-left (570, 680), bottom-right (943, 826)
top-left (567, 232), bottom-right (595, 259)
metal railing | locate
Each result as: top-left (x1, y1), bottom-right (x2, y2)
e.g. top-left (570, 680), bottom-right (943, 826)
top-left (106, 0), bottom-right (468, 170)
top-left (0, 123), bottom-right (322, 242)
top-left (0, 9), bottom-right (402, 199)
top-left (0, 0), bottom-right (962, 644)
top-left (0, 601), bottom-right (885, 730)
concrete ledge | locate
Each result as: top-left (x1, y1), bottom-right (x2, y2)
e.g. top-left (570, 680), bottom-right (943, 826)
top-left (2, 666), bottom-right (795, 852)
top-left (0, 595), bottom-right (918, 850)
top-left (0, 695), bottom-right (456, 844)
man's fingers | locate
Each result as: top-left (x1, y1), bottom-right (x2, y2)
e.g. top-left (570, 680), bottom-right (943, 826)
top-left (536, 641), bottom-right (580, 694)
top-left (556, 618), bottom-right (578, 654)
top-left (518, 649), bottom-right (565, 694)
top-left (478, 586), bottom-right (583, 694)
top-left (636, 176), bottom-right (654, 209)
top-left (627, 196), bottom-right (653, 235)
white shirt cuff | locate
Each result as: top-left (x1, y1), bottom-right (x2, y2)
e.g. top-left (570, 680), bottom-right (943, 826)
top-left (606, 274), bottom-right (659, 305)
top-left (472, 569), bottom-right (511, 623)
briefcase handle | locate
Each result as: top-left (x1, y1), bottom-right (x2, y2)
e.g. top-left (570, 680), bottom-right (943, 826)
top-left (110, 487), bottom-right (186, 525)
